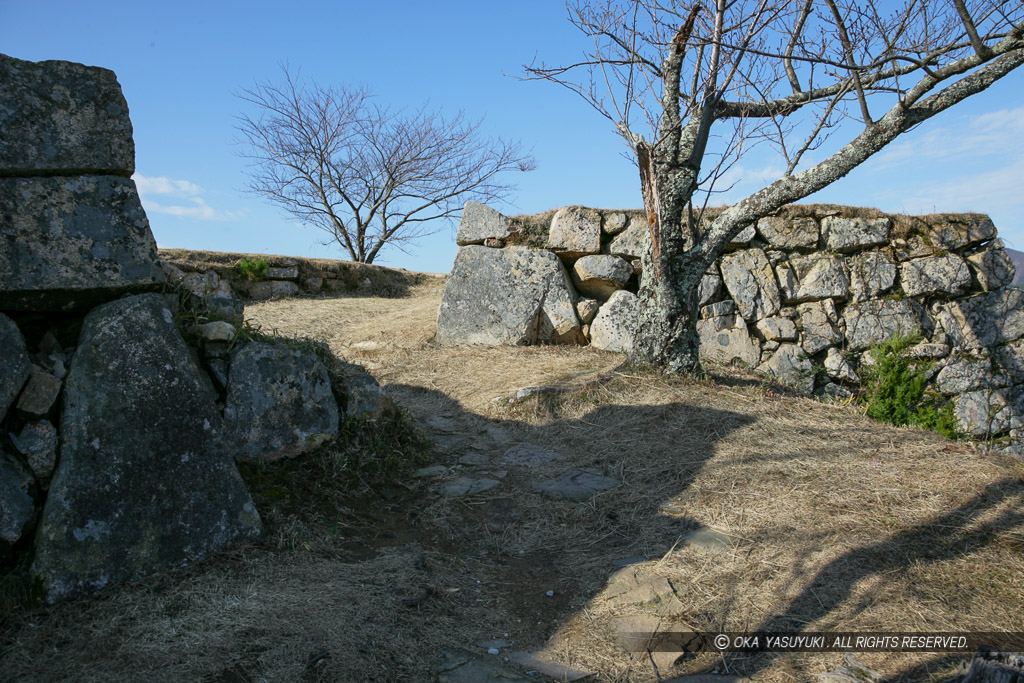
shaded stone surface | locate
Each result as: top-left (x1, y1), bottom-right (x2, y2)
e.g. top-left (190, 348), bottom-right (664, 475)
top-left (967, 243), bottom-right (1016, 291)
top-left (0, 313), bottom-right (31, 421)
top-left (33, 294), bottom-right (262, 601)
top-left (0, 54), bottom-right (134, 175)
top-left (0, 445), bottom-right (35, 545)
top-left (824, 348), bottom-right (859, 383)
top-left (720, 248), bottom-right (781, 321)
top-left (455, 201), bottom-right (511, 246)
top-left (246, 280), bottom-right (300, 300)
top-left (10, 420), bottom-right (58, 479)
top-left (757, 343), bottom-right (814, 394)
top-left (995, 340), bottom-right (1024, 384)
top-left (435, 648), bottom-right (528, 683)
top-left (899, 253), bottom-right (972, 297)
top-left (439, 476), bottom-right (501, 498)
top-left (605, 216), bottom-right (648, 259)
top-left (547, 206), bottom-right (601, 258)
top-left (572, 255), bottom-right (632, 299)
top-left (502, 443), bottom-right (563, 468)
top-left (225, 341), bottom-right (339, 463)
top-left (529, 468), bottom-right (620, 500)
top-left (935, 356), bottom-right (1003, 395)
top-left (15, 366), bottom-right (61, 419)
top-left (702, 300), bottom-right (736, 319)
top-left (437, 246), bottom-right (584, 346)
top-left (893, 216), bottom-right (998, 259)
top-left (333, 364), bottom-right (395, 421)
top-left (0, 175), bottom-right (165, 311)
top-left (589, 290), bottom-right (637, 353)
top-left (843, 299), bottom-right (922, 352)
top-left (848, 250), bottom-right (897, 302)
top-left (821, 216), bottom-right (890, 253)
top-left (697, 314), bottom-right (761, 367)
top-left (938, 288), bottom-right (1024, 350)
top-left (698, 268), bottom-right (722, 306)
top-left (756, 216), bottom-right (818, 250)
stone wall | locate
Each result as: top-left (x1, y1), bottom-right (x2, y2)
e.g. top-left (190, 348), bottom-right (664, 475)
top-left (437, 202), bottom-right (1023, 451)
top-left (0, 54), bottom-right (393, 601)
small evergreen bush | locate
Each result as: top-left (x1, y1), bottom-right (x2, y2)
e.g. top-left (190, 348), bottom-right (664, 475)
top-left (236, 256), bottom-right (269, 281)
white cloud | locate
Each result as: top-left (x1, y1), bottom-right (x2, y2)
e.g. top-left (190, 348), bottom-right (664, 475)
top-left (132, 174), bottom-right (245, 221)
top-left (873, 106), bottom-right (1024, 168)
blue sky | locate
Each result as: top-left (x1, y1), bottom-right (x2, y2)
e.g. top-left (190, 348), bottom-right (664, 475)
top-left (3, 1), bottom-right (1022, 273)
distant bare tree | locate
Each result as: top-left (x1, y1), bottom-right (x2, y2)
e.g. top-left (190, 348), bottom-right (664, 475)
top-left (526, 1), bottom-right (1024, 372)
top-left (236, 68), bottom-right (535, 264)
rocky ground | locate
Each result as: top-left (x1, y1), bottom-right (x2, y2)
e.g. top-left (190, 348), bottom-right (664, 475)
top-left (3, 280), bottom-right (1023, 682)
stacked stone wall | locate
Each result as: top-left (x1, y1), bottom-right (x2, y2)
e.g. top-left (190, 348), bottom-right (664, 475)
top-left (438, 201), bottom-right (1023, 450)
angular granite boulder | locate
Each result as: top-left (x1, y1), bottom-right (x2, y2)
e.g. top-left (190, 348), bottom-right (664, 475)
top-left (33, 294), bottom-right (262, 601)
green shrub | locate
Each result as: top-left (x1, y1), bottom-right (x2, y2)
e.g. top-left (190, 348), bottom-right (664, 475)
top-left (859, 334), bottom-right (960, 439)
top-left (235, 256), bottom-right (269, 281)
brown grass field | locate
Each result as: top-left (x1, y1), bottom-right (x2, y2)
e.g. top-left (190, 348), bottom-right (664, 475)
top-left (2, 276), bottom-right (1022, 682)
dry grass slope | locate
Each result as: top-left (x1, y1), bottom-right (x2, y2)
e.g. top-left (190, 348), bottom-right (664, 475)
top-left (2, 272), bottom-right (1022, 682)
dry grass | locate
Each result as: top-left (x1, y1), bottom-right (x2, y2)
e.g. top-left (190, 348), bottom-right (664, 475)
top-left (3, 278), bottom-right (1022, 682)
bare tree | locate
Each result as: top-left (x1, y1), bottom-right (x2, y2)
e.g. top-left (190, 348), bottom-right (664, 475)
top-left (236, 68), bottom-right (535, 264)
top-left (526, 1), bottom-right (1024, 372)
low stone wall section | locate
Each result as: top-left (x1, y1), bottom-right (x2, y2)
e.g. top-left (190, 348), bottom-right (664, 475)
top-left (438, 201), bottom-right (1023, 450)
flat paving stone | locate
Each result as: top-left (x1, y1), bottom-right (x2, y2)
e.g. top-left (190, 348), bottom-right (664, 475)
top-left (507, 651), bottom-right (594, 681)
top-left (528, 468), bottom-right (619, 500)
top-left (439, 476), bottom-right (501, 498)
top-left (435, 648), bottom-right (528, 682)
top-left (681, 527), bottom-right (734, 554)
top-left (502, 443), bottom-right (564, 468)
top-left (458, 452), bottom-right (491, 466)
top-left (411, 464), bottom-right (448, 478)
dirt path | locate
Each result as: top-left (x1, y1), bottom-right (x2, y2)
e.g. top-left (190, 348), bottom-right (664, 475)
top-left (3, 285), bottom-right (1023, 682)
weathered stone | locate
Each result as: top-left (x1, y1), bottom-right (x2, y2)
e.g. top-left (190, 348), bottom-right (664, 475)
top-left (204, 358), bottom-right (229, 392)
top-left (603, 212), bottom-right (629, 235)
top-left (843, 299), bottom-right (922, 352)
top-left (33, 294), bottom-right (262, 601)
top-left (994, 340), bottom-right (1024, 383)
top-left (547, 206), bottom-right (602, 258)
top-left (697, 314), bottom-right (761, 367)
top-left (15, 366), bottom-right (61, 418)
top-left (605, 216), bottom-right (648, 260)
top-left (203, 297), bottom-right (245, 326)
top-left (0, 313), bottom-right (31, 421)
top-left (720, 248), bottom-right (781, 320)
top-left (935, 356), bottom-right (1005, 394)
top-left (776, 254), bottom-right (850, 303)
top-left (824, 348), bottom-right (859, 383)
top-left (756, 316), bottom-right (798, 341)
top-left (756, 216), bottom-right (819, 250)
top-left (0, 176), bottom-right (165, 311)
top-left (576, 297), bottom-right (600, 325)
top-left (0, 54), bottom-right (134, 175)
top-left (967, 243), bottom-right (1016, 291)
top-left (503, 443), bottom-right (563, 468)
top-left (681, 527), bottom-right (734, 554)
top-left (590, 290), bottom-right (637, 353)
top-left (798, 301), bottom-right (843, 355)
top-left (757, 343), bottom-right (814, 394)
top-left (436, 245), bottom-right (584, 346)
top-left (938, 288), bottom-right (1024, 350)
top-left (818, 382), bottom-right (855, 402)
top-left (528, 468), bottom-right (620, 500)
top-left (333, 364), bottom-right (394, 421)
top-left (953, 389), bottom-right (1017, 437)
top-left (196, 321), bottom-right (236, 342)
top-left (180, 271), bottom-right (234, 300)
top-left (899, 253), bottom-right (972, 297)
top-left (0, 446), bottom-right (35, 546)
top-left (302, 276), bottom-right (324, 293)
top-left (907, 342), bottom-right (950, 360)
top-left (702, 300), bottom-right (736, 319)
top-left (821, 216), bottom-right (890, 253)
top-left (894, 216), bottom-right (998, 259)
top-left (10, 420), bottom-right (58, 479)
top-left (848, 250), bottom-right (898, 302)
top-left (439, 476), bottom-right (501, 498)
top-left (728, 225), bottom-right (756, 248)
top-left (698, 268), bottom-right (722, 306)
top-left (225, 341), bottom-right (339, 462)
top-left (571, 255), bottom-right (632, 299)
top-left (455, 201), bottom-right (512, 246)
top-left (266, 265), bottom-right (298, 280)
top-left (246, 280), bottom-right (300, 300)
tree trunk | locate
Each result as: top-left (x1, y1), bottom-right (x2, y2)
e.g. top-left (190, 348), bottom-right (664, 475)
top-left (630, 142), bottom-right (709, 373)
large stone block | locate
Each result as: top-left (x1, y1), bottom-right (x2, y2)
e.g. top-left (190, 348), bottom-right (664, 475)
top-left (798, 300), bottom-right (842, 355)
top-left (436, 245), bottom-right (584, 346)
top-left (547, 206), bottom-right (601, 258)
top-left (33, 294), bottom-right (262, 601)
top-left (899, 253), bottom-right (972, 297)
top-left (589, 290), bottom-right (637, 353)
top-left (0, 54), bottom-right (134, 175)
top-left (938, 288), bottom-right (1024, 350)
top-left (572, 255), bottom-right (632, 300)
top-left (848, 250), bottom-right (897, 302)
top-left (697, 314), bottom-right (761, 367)
top-left (843, 299), bottom-right (922, 352)
top-left (605, 216), bottom-right (648, 260)
top-left (893, 216), bottom-right (998, 260)
top-left (225, 342), bottom-right (340, 462)
top-left (757, 344), bottom-right (814, 394)
top-left (967, 243), bottom-right (1016, 291)
top-left (776, 253), bottom-right (850, 303)
top-left (756, 216), bottom-right (819, 250)
top-left (0, 446), bottom-right (35, 547)
top-left (720, 248), bottom-right (781, 321)
top-left (0, 176), bottom-right (165, 311)
top-left (821, 216), bottom-right (890, 253)
top-left (456, 201), bottom-right (512, 246)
